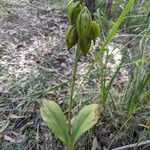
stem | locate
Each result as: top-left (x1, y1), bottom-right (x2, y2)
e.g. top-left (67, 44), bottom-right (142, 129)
top-left (112, 140), bottom-right (150, 150)
top-left (68, 47), bottom-right (80, 135)
top-left (67, 138), bottom-right (74, 150)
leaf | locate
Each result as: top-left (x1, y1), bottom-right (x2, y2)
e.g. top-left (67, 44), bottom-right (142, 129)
top-left (71, 104), bottom-right (101, 145)
top-left (3, 132), bottom-right (26, 143)
top-left (91, 137), bottom-right (99, 150)
top-left (0, 119), bottom-right (10, 133)
top-left (40, 100), bottom-right (69, 144)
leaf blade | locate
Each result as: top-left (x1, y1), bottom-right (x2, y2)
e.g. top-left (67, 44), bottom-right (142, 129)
top-left (40, 101), bottom-right (69, 144)
top-left (71, 104), bottom-right (101, 145)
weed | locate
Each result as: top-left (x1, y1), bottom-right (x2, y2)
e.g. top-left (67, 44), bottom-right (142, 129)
top-left (40, 0), bottom-right (135, 149)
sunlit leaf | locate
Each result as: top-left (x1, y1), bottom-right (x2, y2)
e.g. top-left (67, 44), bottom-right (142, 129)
top-left (40, 100), bottom-right (69, 144)
top-left (71, 104), bottom-right (101, 145)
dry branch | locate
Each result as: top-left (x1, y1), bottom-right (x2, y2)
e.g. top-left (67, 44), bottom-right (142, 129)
top-left (112, 140), bottom-right (150, 150)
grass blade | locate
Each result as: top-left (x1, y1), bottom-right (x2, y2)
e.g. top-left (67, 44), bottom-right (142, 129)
top-left (74, 0), bottom-right (135, 98)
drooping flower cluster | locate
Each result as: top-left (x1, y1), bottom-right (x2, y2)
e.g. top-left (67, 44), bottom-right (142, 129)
top-left (65, 0), bottom-right (100, 55)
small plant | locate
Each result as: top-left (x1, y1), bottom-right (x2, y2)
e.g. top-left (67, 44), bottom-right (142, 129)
top-left (40, 0), bottom-right (135, 149)
top-left (40, 1), bottom-right (101, 149)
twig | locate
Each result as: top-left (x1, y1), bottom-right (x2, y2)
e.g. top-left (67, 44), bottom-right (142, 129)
top-left (36, 124), bottom-right (40, 150)
top-left (135, 120), bottom-right (150, 148)
top-left (107, 117), bottom-right (132, 149)
top-left (112, 140), bottom-right (150, 150)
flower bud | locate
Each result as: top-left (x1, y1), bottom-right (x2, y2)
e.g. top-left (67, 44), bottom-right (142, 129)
top-left (88, 21), bottom-right (100, 41)
top-left (76, 7), bottom-right (92, 38)
top-left (65, 25), bottom-right (78, 50)
top-left (78, 38), bottom-right (91, 55)
top-left (67, 0), bottom-right (83, 24)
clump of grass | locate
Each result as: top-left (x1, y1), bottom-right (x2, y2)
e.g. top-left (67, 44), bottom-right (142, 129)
top-left (0, 0), bottom-right (12, 20)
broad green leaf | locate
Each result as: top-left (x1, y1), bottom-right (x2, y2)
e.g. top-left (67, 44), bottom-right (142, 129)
top-left (40, 101), bottom-right (69, 144)
top-left (71, 104), bottom-right (101, 145)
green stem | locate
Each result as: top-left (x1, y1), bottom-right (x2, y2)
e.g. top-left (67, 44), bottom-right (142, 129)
top-left (67, 137), bottom-right (74, 150)
top-left (68, 47), bottom-right (80, 135)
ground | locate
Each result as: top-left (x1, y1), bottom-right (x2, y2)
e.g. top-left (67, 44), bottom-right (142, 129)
top-left (0, 0), bottom-right (150, 150)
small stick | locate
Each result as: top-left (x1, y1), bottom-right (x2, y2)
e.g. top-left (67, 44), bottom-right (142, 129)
top-left (112, 140), bottom-right (150, 150)
top-left (107, 117), bottom-right (132, 149)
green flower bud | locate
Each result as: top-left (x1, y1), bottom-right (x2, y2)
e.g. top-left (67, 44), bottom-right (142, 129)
top-left (65, 25), bottom-right (78, 50)
top-left (88, 21), bottom-right (100, 41)
top-left (78, 38), bottom-right (91, 55)
top-left (67, 0), bottom-right (83, 24)
top-left (76, 7), bottom-right (92, 38)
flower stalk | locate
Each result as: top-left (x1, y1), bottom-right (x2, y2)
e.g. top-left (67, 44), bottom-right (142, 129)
top-left (68, 47), bottom-right (80, 134)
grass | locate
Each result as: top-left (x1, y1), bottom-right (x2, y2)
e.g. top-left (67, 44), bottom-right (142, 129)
top-left (0, 0), bottom-right (11, 20)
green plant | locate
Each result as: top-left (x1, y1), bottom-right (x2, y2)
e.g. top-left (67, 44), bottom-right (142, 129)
top-left (40, 1), bottom-right (101, 149)
top-left (74, 0), bottom-right (135, 100)
top-left (40, 0), bottom-right (135, 149)
top-left (123, 32), bottom-right (150, 116)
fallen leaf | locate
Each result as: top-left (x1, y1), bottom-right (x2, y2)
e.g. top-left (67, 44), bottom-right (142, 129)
top-left (0, 119), bottom-right (10, 133)
top-left (91, 137), bottom-right (98, 150)
top-left (9, 114), bottom-right (26, 119)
